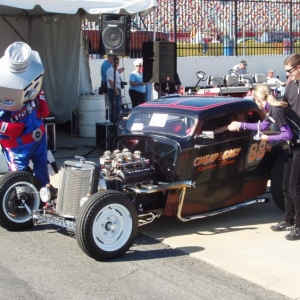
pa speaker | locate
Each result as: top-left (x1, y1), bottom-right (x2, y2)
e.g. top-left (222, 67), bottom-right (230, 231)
top-left (96, 122), bottom-right (117, 149)
top-left (142, 41), bottom-right (177, 83)
top-left (100, 14), bottom-right (131, 56)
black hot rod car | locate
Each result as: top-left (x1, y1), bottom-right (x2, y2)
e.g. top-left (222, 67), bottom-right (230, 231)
top-left (0, 96), bottom-right (287, 261)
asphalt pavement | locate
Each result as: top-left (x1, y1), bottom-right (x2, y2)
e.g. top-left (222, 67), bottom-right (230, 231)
top-left (50, 129), bottom-right (300, 300)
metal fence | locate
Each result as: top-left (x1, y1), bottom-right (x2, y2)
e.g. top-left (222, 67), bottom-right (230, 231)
top-left (84, 0), bottom-right (300, 58)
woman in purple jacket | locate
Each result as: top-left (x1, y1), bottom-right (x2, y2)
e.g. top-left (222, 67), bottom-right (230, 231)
top-left (229, 84), bottom-right (297, 143)
top-left (229, 85), bottom-right (300, 238)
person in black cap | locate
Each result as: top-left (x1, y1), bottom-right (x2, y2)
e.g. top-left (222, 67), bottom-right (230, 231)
top-left (232, 60), bottom-right (248, 74)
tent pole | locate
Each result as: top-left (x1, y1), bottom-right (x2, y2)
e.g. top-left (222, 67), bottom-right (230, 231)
top-left (153, 7), bottom-right (156, 41)
top-left (1, 16), bottom-right (26, 42)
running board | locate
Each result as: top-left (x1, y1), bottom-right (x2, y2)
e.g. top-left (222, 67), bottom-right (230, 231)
top-left (177, 197), bottom-right (270, 222)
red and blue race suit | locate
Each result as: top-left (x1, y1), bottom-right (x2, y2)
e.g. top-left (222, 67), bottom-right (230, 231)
top-left (0, 90), bottom-right (50, 186)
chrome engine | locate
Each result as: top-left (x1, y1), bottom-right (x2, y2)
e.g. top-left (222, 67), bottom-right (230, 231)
top-left (54, 150), bottom-right (157, 218)
top-left (100, 148), bottom-right (157, 188)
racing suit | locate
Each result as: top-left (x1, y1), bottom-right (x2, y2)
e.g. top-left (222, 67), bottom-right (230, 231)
top-left (0, 90), bottom-right (50, 186)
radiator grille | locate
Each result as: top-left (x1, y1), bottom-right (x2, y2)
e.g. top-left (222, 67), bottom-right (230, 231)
top-left (56, 164), bottom-right (94, 217)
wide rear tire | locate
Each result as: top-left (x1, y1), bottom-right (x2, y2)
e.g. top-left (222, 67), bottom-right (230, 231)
top-left (0, 171), bottom-right (41, 231)
top-left (271, 151), bottom-right (287, 211)
top-left (76, 190), bottom-right (138, 261)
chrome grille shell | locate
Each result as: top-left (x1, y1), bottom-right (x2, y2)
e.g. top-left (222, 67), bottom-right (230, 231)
top-left (55, 161), bottom-right (100, 217)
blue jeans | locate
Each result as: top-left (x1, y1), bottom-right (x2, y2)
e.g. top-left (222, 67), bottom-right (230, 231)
top-left (108, 89), bottom-right (121, 123)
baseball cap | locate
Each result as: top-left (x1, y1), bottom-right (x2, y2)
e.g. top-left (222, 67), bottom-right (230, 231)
top-left (240, 60), bottom-right (248, 66)
top-left (268, 69), bottom-right (275, 72)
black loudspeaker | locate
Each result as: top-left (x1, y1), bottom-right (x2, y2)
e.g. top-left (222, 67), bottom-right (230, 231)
top-left (142, 41), bottom-right (177, 83)
top-left (100, 14), bottom-right (131, 56)
top-left (142, 42), bottom-right (154, 82)
top-left (96, 122), bottom-right (117, 149)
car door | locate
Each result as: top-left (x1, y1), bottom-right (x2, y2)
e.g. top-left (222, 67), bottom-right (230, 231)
top-left (175, 112), bottom-right (270, 217)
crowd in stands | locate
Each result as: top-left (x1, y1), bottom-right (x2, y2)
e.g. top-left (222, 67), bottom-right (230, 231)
top-left (142, 0), bottom-right (300, 42)
top-left (83, 0), bottom-right (300, 58)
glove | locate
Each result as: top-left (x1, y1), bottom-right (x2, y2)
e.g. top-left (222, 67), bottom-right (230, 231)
top-left (35, 90), bottom-right (50, 118)
top-left (0, 121), bottom-right (25, 139)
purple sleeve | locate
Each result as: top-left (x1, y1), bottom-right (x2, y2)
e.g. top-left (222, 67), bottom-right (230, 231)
top-left (239, 120), bottom-right (270, 131)
top-left (267, 124), bottom-right (293, 141)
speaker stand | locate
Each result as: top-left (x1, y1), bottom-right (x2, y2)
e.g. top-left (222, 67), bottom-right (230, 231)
top-left (83, 141), bottom-right (104, 158)
top-left (111, 56), bottom-right (118, 138)
top-left (84, 56), bottom-right (119, 158)
top-left (158, 83), bottom-right (162, 98)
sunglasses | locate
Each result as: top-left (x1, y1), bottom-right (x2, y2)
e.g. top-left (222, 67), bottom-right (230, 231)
top-left (285, 67), bottom-right (296, 74)
top-left (135, 65), bottom-right (142, 67)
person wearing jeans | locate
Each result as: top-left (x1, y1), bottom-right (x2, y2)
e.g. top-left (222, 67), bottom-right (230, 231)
top-left (100, 55), bottom-right (124, 114)
top-left (106, 58), bottom-right (122, 123)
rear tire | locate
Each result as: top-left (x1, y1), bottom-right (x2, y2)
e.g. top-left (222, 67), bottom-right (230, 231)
top-left (0, 171), bottom-right (41, 231)
top-left (271, 151), bottom-right (287, 211)
top-left (76, 190), bottom-right (138, 261)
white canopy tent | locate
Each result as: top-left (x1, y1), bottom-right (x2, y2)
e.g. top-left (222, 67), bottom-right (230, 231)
top-left (0, 0), bottom-right (158, 124)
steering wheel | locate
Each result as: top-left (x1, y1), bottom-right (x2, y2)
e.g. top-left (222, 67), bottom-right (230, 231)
top-left (196, 71), bottom-right (208, 81)
top-left (228, 69), bottom-right (239, 76)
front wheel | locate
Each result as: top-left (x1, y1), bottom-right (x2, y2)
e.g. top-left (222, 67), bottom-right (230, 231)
top-left (76, 191), bottom-right (138, 261)
top-left (0, 171), bottom-right (41, 231)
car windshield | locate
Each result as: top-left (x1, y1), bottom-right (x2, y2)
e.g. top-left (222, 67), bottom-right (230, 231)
top-left (126, 113), bottom-right (196, 137)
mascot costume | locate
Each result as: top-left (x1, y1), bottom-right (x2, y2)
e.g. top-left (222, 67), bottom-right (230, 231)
top-left (0, 42), bottom-right (51, 186)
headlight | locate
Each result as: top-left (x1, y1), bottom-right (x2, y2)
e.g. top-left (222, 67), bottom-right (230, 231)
top-left (39, 187), bottom-right (50, 203)
top-left (39, 186), bottom-right (58, 203)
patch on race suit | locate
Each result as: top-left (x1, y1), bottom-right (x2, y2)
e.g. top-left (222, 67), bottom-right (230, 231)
top-left (32, 127), bottom-right (43, 142)
top-left (10, 101), bottom-right (33, 122)
top-left (0, 122), bottom-right (8, 133)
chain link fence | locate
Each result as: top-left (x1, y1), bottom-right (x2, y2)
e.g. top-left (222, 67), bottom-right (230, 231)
top-left (84, 0), bottom-right (300, 58)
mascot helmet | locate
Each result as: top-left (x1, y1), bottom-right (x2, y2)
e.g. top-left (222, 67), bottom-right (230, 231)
top-left (0, 42), bottom-right (44, 111)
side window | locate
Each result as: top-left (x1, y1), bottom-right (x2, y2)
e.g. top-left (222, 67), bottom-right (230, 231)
top-left (200, 110), bottom-right (261, 136)
top-left (201, 115), bottom-right (231, 133)
top-left (245, 110), bottom-right (261, 123)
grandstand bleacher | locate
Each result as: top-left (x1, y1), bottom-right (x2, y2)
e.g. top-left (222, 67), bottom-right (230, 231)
top-left (84, 0), bottom-right (300, 58)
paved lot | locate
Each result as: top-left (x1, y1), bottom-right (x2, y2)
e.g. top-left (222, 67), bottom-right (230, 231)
top-left (140, 203), bottom-right (300, 299)
top-left (50, 129), bottom-right (300, 299)
top-left (0, 226), bottom-right (290, 300)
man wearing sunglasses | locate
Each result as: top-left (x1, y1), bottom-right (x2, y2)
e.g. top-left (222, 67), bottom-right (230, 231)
top-left (100, 55), bottom-right (124, 109)
top-left (106, 57), bottom-right (123, 123)
top-left (272, 53), bottom-right (300, 241)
